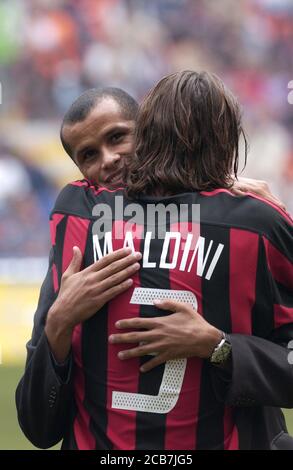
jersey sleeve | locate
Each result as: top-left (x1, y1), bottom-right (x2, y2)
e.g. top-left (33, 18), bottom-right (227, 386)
top-left (210, 213), bottom-right (293, 408)
top-left (262, 218), bottom-right (293, 329)
top-left (51, 180), bottom-right (91, 217)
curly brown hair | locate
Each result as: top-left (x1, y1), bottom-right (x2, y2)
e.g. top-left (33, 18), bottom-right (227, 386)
top-left (124, 70), bottom-right (247, 197)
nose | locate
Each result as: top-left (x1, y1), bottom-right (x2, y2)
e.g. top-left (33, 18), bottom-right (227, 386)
top-left (101, 149), bottom-right (121, 170)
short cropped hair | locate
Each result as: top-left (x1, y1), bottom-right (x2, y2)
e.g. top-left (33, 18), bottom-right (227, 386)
top-left (60, 87), bottom-right (138, 157)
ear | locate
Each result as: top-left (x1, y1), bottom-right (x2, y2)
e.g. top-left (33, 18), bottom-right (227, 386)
top-left (60, 125), bottom-right (75, 162)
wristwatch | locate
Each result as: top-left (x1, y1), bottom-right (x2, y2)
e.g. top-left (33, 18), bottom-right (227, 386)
top-left (209, 332), bottom-right (232, 365)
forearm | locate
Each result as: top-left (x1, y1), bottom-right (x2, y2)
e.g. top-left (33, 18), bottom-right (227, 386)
top-left (15, 249), bottom-right (74, 448)
top-left (45, 302), bottom-right (74, 364)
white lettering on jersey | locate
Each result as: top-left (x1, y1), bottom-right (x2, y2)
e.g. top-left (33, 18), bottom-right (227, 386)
top-left (123, 231), bottom-right (135, 252)
top-left (92, 231), bottom-right (224, 280)
top-left (159, 232), bottom-right (181, 269)
top-left (93, 232), bottom-right (113, 262)
top-left (143, 232), bottom-right (156, 268)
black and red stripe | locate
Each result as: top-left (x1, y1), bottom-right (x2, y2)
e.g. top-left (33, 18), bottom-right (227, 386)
top-left (49, 182), bottom-right (292, 450)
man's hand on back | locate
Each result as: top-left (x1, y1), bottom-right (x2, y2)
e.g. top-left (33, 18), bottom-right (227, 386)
top-left (45, 247), bottom-right (141, 363)
top-left (232, 177), bottom-right (286, 211)
top-left (109, 300), bottom-right (222, 372)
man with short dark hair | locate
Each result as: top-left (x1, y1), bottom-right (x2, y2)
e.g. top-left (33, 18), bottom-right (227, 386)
top-left (60, 87), bottom-right (138, 166)
top-left (15, 87), bottom-right (141, 448)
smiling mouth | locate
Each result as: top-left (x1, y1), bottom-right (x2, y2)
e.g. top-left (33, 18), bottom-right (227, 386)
top-left (103, 174), bottom-right (116, 184)
top-left (103, 167), bottom-right (124, 185)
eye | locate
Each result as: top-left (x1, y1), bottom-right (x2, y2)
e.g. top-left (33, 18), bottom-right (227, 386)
top-left (110, 132), bottom-right (125, 144)
top-left (83, 148), bottom-right (97, 161)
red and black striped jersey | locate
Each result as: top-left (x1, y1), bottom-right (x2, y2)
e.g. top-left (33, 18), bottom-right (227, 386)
top-left (50, 179), bottom-right (293, 450)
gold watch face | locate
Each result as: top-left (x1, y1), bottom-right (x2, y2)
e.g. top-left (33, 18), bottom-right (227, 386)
top-left (210, 341), bottom-right (231, 364)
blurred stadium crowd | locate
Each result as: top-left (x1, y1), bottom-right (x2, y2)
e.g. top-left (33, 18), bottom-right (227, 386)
top-left (0, 0), bottom-right (292, 260)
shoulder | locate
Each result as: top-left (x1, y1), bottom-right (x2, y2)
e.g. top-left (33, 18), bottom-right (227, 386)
top-left (51, 179), bottom-right (125, 218)
top-left (200, 189), bottom-right (292, 253)
top-left (51, 180), bottom-right (89, 216)
top-left (234, 192), bottom-right (292, 235)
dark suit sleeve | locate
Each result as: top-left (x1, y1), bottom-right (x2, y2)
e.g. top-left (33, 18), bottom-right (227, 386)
top-left (15, 248), bottom-right (74, 449)
top-left (210, 224), bottom-right (293, 408)
top-left (208, 328), bottom-right (293, 408)
top-left (224, 325), bottom-right (293, 407)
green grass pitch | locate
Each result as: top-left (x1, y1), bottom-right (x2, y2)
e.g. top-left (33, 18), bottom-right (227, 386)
top-left (1, 365), bottom-right (292, 450)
